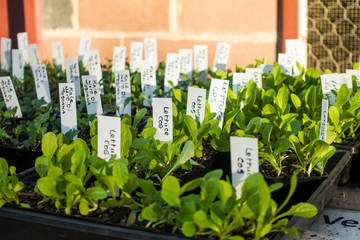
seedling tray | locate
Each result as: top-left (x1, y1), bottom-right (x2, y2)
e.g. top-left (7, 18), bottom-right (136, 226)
top-left (271, 150), bottom-right (351, 240)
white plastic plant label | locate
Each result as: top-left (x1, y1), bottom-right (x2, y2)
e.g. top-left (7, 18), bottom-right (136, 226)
top-left (230, 136), bottom-right (259, 198)
top-left (0, 76), bottom-right (22, 118)
top-left (78, 36), bottom-right (91, 62)
top-left (319, 99), bottom-right (329, 142)
top-left (153, 98), bottom-right (173, 142)
top-left (130, 42), bottom-right (143, 72)
top-left (232, 73), bottom-right (249, 94)
top-left (112, 46), bottom-right (126, 72)
top-left (1, 37), bottom-right (11, 71)
top-left (141, 60), bottom-right (157, 107)
top-left (245, 68), bottom-right (262, 88)
top-left (97, 115), bottom-right (121, 161)
top-left (277, 53), bottom-right (292, 75)
top-left (186, 86), bottom-right (206, 124)
top-left (65, 58), bottom-right (82, 100)
top-left (321, 73), bottom-right (341, 105)
top-left (179, 49), bottom-right (193, 80)
top-left (59, 83), bottom-right (77, 138)
top-left (285, 39), bottom-right (306, 75)
top-left (115, 70), bottom-right (131, 116)
top-left (26, 44), bottom-right (41, 67)
top-left (260, 64), bottom-right (274, 74)
top-left (346, 69), bottom-right (360, 87)
top-left (17, 32), bottom-right (28, 64)
top-left (87, 50), bottom-right (103, 87)
top-left (32, 64), bottom-right (51, 104)
top-left (164, 53), bottom-right (180, 92)
top-left (82, 75), bottom-right (103, 115)
top-left (213, 42), bottom-right (230, 71)
top-left (12, 49), bottom-right (24, 81)
top-left (338, 73), bottom-right (352, 92)
top-left (194, 45), bottom-right (208, 82)
top-left (144, 38), bottom-right (157, 65)
top-left (51, 41), bottom-right (64, 68)
top-left (208, 78), bottom-right (229, 129)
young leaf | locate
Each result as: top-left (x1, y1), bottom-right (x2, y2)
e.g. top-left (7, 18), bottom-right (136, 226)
top-left (42, 132), bottom-right (58, 158)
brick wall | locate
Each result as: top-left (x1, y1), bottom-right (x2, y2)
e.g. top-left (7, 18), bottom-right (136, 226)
top-left (41, 0), bottom-right (277, 69)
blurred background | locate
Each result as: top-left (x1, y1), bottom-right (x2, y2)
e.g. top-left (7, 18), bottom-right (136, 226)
top-left (1, 0), bottom-right (359, 72)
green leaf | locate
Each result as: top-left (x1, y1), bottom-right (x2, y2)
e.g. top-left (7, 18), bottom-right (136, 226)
top-left (121, 123), bottom-right (132, 158)
top-left (35, 156), bottom-right (51, 178)
top-left (180, 178), bottom-right (203, 195)
top-left (84, 187), bottom-right (107, 200)
top-left (275, 86), bottom-right (289, 115)
top-left (329, 106), bottom-right (339, 126)
top-left (291, 93), bottom-right (301, 110)
top-left (0, 158), bottom-right (9, 181)
top-left (113, 158), bottom-right (129, 189)
top-left (334, 84), bottom-right (350, 108)
top-left (133, 108), bottom-right (147, 127)
top-left (161, 176), bottom-right (181, 207)
top-left (182, 221), bottom-right (196, 237)
top-left (274, 138), bottom-right (291, 154)
top-left (261, 104), bottom-right (277, 117)
top-left (37, 177), bottom-right (63, 198)
top-left (42, 132), bottom-right (58, 158)
top-left (79, 199), bottom-right (90, 215)
top-left (71, 150), bottom-right (85, 178)
top-left (193, 210), bottom-right (219, 233)
top-left (162, 141), bottom-right (194, 180)
top-left (278, 202), bottom-right (317, 219)
top-left (184, 115), bottom-right (197, 143)
top-left (141, 127), bottom-right (157, 139)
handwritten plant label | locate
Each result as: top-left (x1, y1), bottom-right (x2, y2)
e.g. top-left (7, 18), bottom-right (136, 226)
top-left (141, 60), bottom-right (157, 107)
top-left (65, 58), bottom-right (81, 100)
top-left (194, 45), bottom-right (208, 82)
top-left (26, 44), bottom-right (41, 67)
top-left (260, 64), bottom-right (274, 74)
top-left (153, 98), bottom-right (173, 142)
top-left (245, 68), bottom-right (262, 88)
top-left (130, 42), bottom-right (143, 72)
top-left (12, 49), bottom-right (24, 81)
top-left (164, 53), bottom-right (180, 92)
top-left (0, 76), bottom-right (22, 118)
top-left (278, 53), bottom-right (292, 75)
top-left (346, 69), bottom-right (360, 87)
top-left (208, 78), bottom-right (229, 129)
top-left (230, 136), bottom-right (259, 198)
top-left (17, 32), bottom-right (28, 64)
top-left (115, 70), bottom-right (131, 116)
top-left (213, 42), bottom-right (230, 71)
top-left (78, 36), bottom-right (91, 62)
top-left (320, 99), bottom-right (329, 142)
top-left (59, 83), bottom-right (77, 138)
top-left (1, 38), bottom-right (11, 71)
top-left (285, 39), bottom-right (306, 75)
top-left (112, 46), bottom-right (126, 72)
top-left (179, 49), bottom-right (193, 80)
top-left (32, 64), bottom-right (51, 104)
top-left (144, 38), bottom-right (157, 65)
top-left (87, 49), bottom-right (102, 85)
top-left (232, 73), bottom-right (249, 94)
top-left (82, 75), bottom-right (103, 115)
top-left (186, 87), bottom-right (206, 124)
top-left (51, 41), bottom-right (64, 68)
top-left (321, 73), bottom-right (341, 105)
top-left (97, 115), bottom-right (121, 161)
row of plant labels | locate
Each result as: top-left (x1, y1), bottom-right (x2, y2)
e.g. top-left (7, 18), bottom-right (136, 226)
top-left (1, 33), bottom-right (310, 79)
